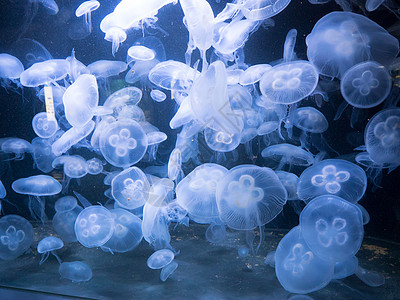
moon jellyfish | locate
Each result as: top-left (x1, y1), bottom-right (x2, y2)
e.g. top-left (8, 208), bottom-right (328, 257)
top-left (300, 195), bottom-right (364, 262)
top-left (333, 256), bottom-right (358, 279)
top-left (261, 144), bottom-right (314, 170)
top-left (1, 137), bottom-right (32, 160)
top-left (85, 158), bottom-right (103, 175)
top-left (63, 74), bottom-right (98, 128)
top-left (0, 215), bottom-right (34, 260)
top-left (160, 261), bottom-right (178, 282)
top-left (111, 166), bottom-right (150, 210)
top-left (32, 138), bottom-right (56, 173)
top-left (101, 208), bottom-right (143, 253)
top-left (0, 181), bottom-right (5, 199)
top-left (204, 127), bottom-right (241, 152)
top-left (53, 198), bottom-right (83, 243)
top-left (105, 27), bottom-right (127, 56)
top-left (53, 155), bottom-right (88, 179)
top-left (365, 108), bottom-right (400, 166)
top-left (37, 236), bottom-right (63, 264)
top-left (59, 261), bottom-right (93, 282)
top-left (355, 265), bottom-right (385, 287)
top-left (365, 0), bottom-right (385, 11)
top-left (75, 1), bottom-right (100, 33)
top-left (341, 61), bottom-right (392, 108)
top-left (205, 220), bottom-right (227, 244)
top-left (87, 60), bottom-right (127, 78)
top-left (0, 53), bottom-right (24, 88)
top-left (127, 45), bottom-right (155, 62)
top-left (275, 226), bottom-right (334, 294)
top-left (292, 107), bottom-right (328, 134)
top-left (298, 159), bottom-right (367, 203)
top-left (306, 12), bottom-right (399, 78)
top-left (147, 249), bottom-right (175, 269)
top-left (9, 38), bottom-right (52, 69)
top-left (32, 112), bottom-right (59, 138)
top-left (216, 165), bottom-right (287, 230)
top-left (176, 164), bottom-right (227, 224)
top-left (239, 64), bottom-right (272, 86)
top-left (75, 206), bottom-right (115, 248)
top-left (150, 89), bottom-right (167, 102)
top-left (19, 59), bottom-right (69, 87)
top-left (239, 0), bottom-right (292, 21)
top-left (103, 87), bottom-right (143, 120)
top-left (276, 171), bottom-right (299, 200)
top-left (259, 61), bottom-right (318, 104)
top-left (168, 148), bottom-right (182, 181)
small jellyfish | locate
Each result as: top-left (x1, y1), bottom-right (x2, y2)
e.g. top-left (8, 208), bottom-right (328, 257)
top-left (239, 64), bottom-right (272, 86)
top-left (59, 261), bottom-right (93, 282)
top-left (238, 247), bottom-right (249, 258)
top-left (261, 144), bottom-right (314, 170)
top-left (0, 180), bottom-right (5, 199)
top-left (292, 107), bottom-right (328, 134)
top-left (300, 195), bottom-right (364, 262)
top-left (0, 53), bottom-right (24, 89)
top-left (160, 261), bottom-right (178, 282)
top-left (147, 249), bottom-right (175, 269)
top-left (150, 89), bottom-right (167, 103)
top-left (1, 137), bottom-right (32, 160)
top-left (104, 27), bottom-right (127, 56)
top-left (75, 1), bottom-right (100, 33)
top-left (205, 220), bottom-right (227, 244)
top-left (127, 45), bottom-right (156, 62)
top-left (204, 127), bottom-right (241, 153)
top-left (53, 197), bottom-right (83, 243)
top-left (19, 59), bottom-right (70, 87)
top-left (276, 171), bottom-right (299, 200)
top-left (37, 236), bottom-right (64, 265)
top-left (87, 60), bottom-right (127, 79)
top-left (0, 215), bottom-right (34, 260)
top-left (168, 148), bottom-right (182, 181)
top-left (52, 155), bottom-right (88, 179)
top-left (365, 0), bottom-right (385, 11)
top-left (85, 158), bottom-right (103, 175)
top-left (32, 112), bottom-right (59, 138)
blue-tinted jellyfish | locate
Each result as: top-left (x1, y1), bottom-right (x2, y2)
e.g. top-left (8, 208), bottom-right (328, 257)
top-left (87, 60), bottom-right (127, 79)
top-left (333, 256), bottom-right (358, 279)
top-left (341, 61), bottom-right (392, 109)
top-left (1, 137), bottom-right (32, 160)
top-left (239, 0), bottom-right (292, 20)
top-left (238, 246), bottom-right (249, 258)
top-left (126, 36), bottom-right (166, 67)
top-left (9, 38), bottom-right (52, 69)
top-left (59, 261), bottom-right (93, 282)
top-left (103, 87), bottom-right (143, 120)
top-left (99, 119), bottom-right (148, 167)
top-left (0, 53), bottom-right (24, 89)
top-left (276, 171), bottom-right (299, 200)
top-left (147, 249), bottom-right (175, 269)
top-left (19, 59), bottom-right (69, 87)
top-left (52, 155), bottom-right (88, 179)
top-left (168, 148), bottom-right (182, 181)
top-left (75, 1), bottom-right (100, 33)
top-left (12, 175), bottom-right (62, 223)
top-left (55, 196), bottom-right (78, 213)
top-left (205, 220), bottom-right (227, 244)
top-left (298, 159), bottom-right (367, 203)
top-left (31, 138), bottom-right (56, 173)
top-left (239, 64), bottom-right (272, 86)
top-left (300, 195), bottom-right (364, 262)
top-left (85, 158), bottom-right (103, 175)
top-left (150, 89), bottom-right (167, 102)
top-left (53, 199), bottom-right (83, 243)
top-left (365, 108), bottom-right (400, 166)
top-left (32, 112), bottom-right (59, 138)
top-left (128, 45), bottom-right (155, 62)
top-left (0, 180), bottom-right (5, 199)
top-left (275, 226), bottom-right (334, 294)
top-left (111, 166), bottom-right (150, 210)
top-left (160, 261), bottom-right (178, 282)
top-left (0, 215), bottom-right (34, 260)
top-left (204, 127), bottom-right (241, 153)
top-left (216, 165), bottom-right (287, 231)
top-left (37, 236), bottom-right (64, 265)
top-left (259, 60), bottom-right (319, 105)
top-left (355, 265), bottom-right (385, 287)
top-left (101, 208), bottom-right (143, 253)
top-left (264, 251), bottom-right (275, 267)
top-left (365, 0), bottom-right (385, 11)
top-left (176, 164), bottom-right (228, 224)
top-left (306, 12), bottom-right (399, 79)
top-left (74, 206), bottom-right (115, 248)
top-left (261, 144), bottom-right (314, 170)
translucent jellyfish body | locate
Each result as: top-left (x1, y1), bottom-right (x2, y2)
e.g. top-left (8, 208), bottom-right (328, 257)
top-left (167, 148), bottom-right (182, 181)
top-left (150, 89), bottom-right (167, 102)
top-left (59, 261), bottom-right (93, 282)
top-left (298, 159), bottom-right (367, 203)
top-left (85, 158), bottom-right (103, 175)
top-left (74, 206), bottom-right (115, 248)
top-left (53, 196), bottom-right (83, 243)
top-left (87, 60), bottom-right (127, 78)
top-left (31, 138), bottom-right (56, 173)
top-left (261, 144), bottom-right (314, 170)
top-left (37, 236), bottom-right (64, 264)
top-left (216, 165), bottom-right (287, 230)
top-left (111, 166), bottom-right (150, 210)
top-left (239, 64), bottom-right (272, 86)
top-left (275, 226), bottom-right (334, 294)
top-left (300, 195), bottom-right (364, 262)
top-left (12, 175), bottom-right (62, 196)
top-left (127, 45), bottom-right (155, 61)
top-left (147, 249), bottom-right (175, 269)
top-left (204, 127), bottom-right (241, 152)
top-left (99, 119), bottom-right (148, 167)
top-left (160, 261), bottom-right (178, 282)
top-left (75, 0), bottom-right (100, 32)
top-left (340, 61), bottom-right (391, 108)
top-left (333, 256), bottom-right (359, 279)
top-left (365, 108), bottom-right (400, 166)
top-left (32, 112), bottom-right (59, 138)
top-left (240, 0), bottom-right (292, 20)
top-left (0, 53), bottom-right (24, 80)
top-left (292, 107), bottom-right (328, 133)
top-left (276, 171), bottom-right (299, 200)
top-left (1, 137), bottom-right (32, 159)
top-left (0, 180), bottom-right (5, 199)
top-left (306, 12), bottom-right (399, 78)
top-left (259, 60), bottom-right (319, 105)
top-left (53, 155), bottom-right (88, 178)
top-left (101, 208), bottom-right (143, 253)
top-left (176, 164), bottom-right (228, 224)
top-left (19, 59), bottom-right (69, 87)
top-left (0, 215), bottom-right (34, 260)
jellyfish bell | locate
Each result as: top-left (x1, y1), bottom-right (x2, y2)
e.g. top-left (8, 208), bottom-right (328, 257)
top-left (127, 45), bottom-right (156, 62)
top-left (0, 53), bottom-right (24, 88)
top-left (19, 59), bottom-right (69, 87)
top-left (75, 0), bottom-right (100, 32)
top-left (59, 261), bottom-right (93, 282)
top-left (261, 143), bottom-right (314, 170)
top-left (32, 112), bottom-right (59, 138)
top-left (104, 27), bottom-right (127, 56)
top-left (147, 249), bottom-right (175, 269)
top-left (37, 236), bottom-right (64, 264)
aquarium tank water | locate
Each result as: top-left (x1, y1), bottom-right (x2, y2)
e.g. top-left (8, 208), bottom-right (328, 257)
top-left (0, 0), bottom-right (399, 299)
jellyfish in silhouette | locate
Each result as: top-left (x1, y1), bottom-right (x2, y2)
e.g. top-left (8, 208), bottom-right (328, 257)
top-left (306, 12), bottom-right (399, 78)
top-left (365, 108), bottom-right (400, 166)
top-left (12, 175), bottom-right (62, 223)
top-left (261, 144), bottom-right (314, 170)
top-left (259, 60), bottom-right (319, 105)
top-left (99, 119), bottom-right (148, 167)
top-left (147, 249), bottom-right (175, 269)
top-left (75, 1), bottom-right (100, 33)
top-left (275, 226), bottom-right (334, 294)
top-left (1, 137), bottom-right (32, 160)
top-left (59, 261), bottom-right (93, 282)
top-left (0, 215), bottom-right (34, 260)
top-left (32, 112), bottom-right (59, 138)
top-left (75, 206), bottom-right (115, 248)
top-left (298, 159), bottom-right (367, 203)
top-left (300, 195), bottom-right (364, 262)
top-left (53, 196), bottom-right (83, 243)
top-left (37, 236), bottom-right (64, 264)
top-left (0, 53), bottom-right (24, 90)
top-left (177, 164), bottom-right (228, 224)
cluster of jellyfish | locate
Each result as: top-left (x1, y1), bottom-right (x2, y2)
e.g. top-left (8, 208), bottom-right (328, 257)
top-left (0, 0), bottom-right (399, 295)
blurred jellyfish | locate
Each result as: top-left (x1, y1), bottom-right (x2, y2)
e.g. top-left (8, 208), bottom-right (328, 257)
top-left (239, 64), bottom-right (272, 86)
top-left (127, 45), bottom-right (155, 62)
top-left (276, 171), bottom-right (299, 200)
top-left (37, 236), bottom-right (63, 265)
top-left (53, 197), bottom-right (83, 243)
top-left (59, 261), bottom-right (93, 282)
top-left (85, 158), bottom-right (103, 175)
top-left (1, 137), bottom-right (32, 160)
top-left (160, 261), bottom-right (178, 282)
top-left (261, 144), bottom-right (314, 170)
top-left (53, 155), bottom-right (88, 179)
top-left (167, 148), bottom-right (182, 181)
top-left (150, 89), bottom-right (167, 102)
top-left (0, 53), bottom-right (24, 90)
top-left (31, 138), bottom-right (56, 173)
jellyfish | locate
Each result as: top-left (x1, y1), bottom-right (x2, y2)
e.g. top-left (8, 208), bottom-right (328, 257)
top-left (275, 226), bottom-right (334, 294)
top-left (104, 27), bottom-right (127, 56)
top-left (176, 164), bottom-right (228, 224)
top-left (333, 256), bottom-right (358, 279)
top-left (85, 158), bottom-right (103, 175)
top-left (59, 261), bottom-right (93, 282)
top-left (87, 60), bottom-right (127, 79)
top-left (74, 206), bottom-right (115, 248)
top-left (37, 236), bottom-right (64, 265)
top-left (32, 112), bottom-right (59, 138)
top-left (160, 261), bottom-right (178, 282)
top-left (1, 137), bottom-right (32, 160)
top-left (238, 246), bottom-right (249, 258)
top-left (111, 166), bottom-right (150, 210)
top-left (101, 208), bottom-right (143, 253)
top-left (300, 195), bottom-right (364, 262)
top-left (52, 155), bottom-right (88, 179)
top-left (75, 1), bottom-right (100, 33)
top-left (0, 180), bottom-right (5, 199)
top-left (127, 45), bottom-right (156, 62)
top-left (12, 175), bottom-right (62, 223)
top-left (99, 119), bottom-right (148, 167)
top-left (167, 148), bottom-right (182, 181)
top-left (150, 89), bottom-right (167, 102)
top-left (9, 38), bottom-right (52, 69)
top-left (261, 144), bottom-right (314, 170)
top-left (259, 60), bottom-right (319, 105)
top-left (365, 0), bottom-right (385, 11)
top-left (276, 171), bottom-right (299, 200)
top-left (204, 127), bottom-right (241, 153)
top-left (306, 12), bottom-right (399, 79)
top-left (19, 59), bottom-right (70, 87)
top-left (239, 64), bottom-right (272, 86)
top-left (147, 249), bottom-right (175, 269)
top-left (0, 215), bottom-right (34, 260)
top-left (0, 53), bottom-right (24, 90)
top-left (53, 197), bottom-right (83, 243)
top-left (205, 220), bottom-right (227, 244)
top-left (31, 138), bottom-right (56, 173)
top-left (239, 0), bottom-right (292, 21)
